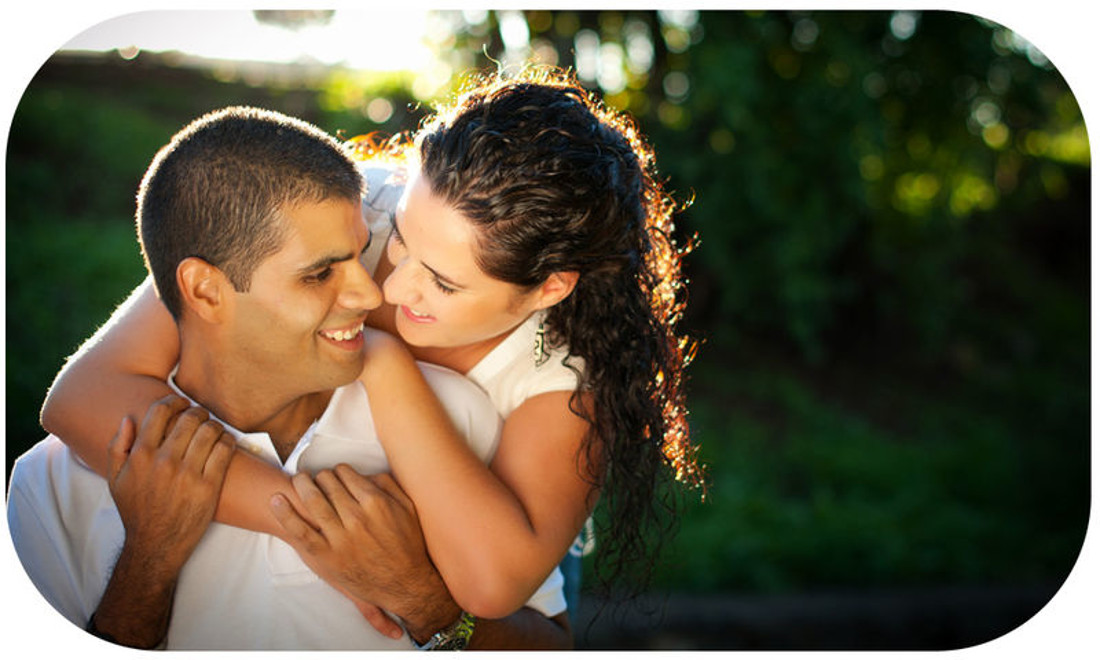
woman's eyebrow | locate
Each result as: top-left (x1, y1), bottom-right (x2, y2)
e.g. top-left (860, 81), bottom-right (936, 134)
top-left (424, 263), bottom-right (466, 290)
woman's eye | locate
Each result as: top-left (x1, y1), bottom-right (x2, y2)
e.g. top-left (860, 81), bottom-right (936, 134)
top-left (389, 218), bottom-right (406, 247)
top-left (433, 278), bottom-right (457, 295)
top-left (387, 230), bottom-right (407, 257)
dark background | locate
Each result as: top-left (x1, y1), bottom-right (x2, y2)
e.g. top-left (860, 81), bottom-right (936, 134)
top-left (4, 10), bottom-right (1090, 651)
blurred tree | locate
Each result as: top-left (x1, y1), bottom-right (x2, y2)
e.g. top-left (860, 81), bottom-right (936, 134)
top-left (253, 10), bottom-right (335, 30)
top-left (647, 11), bottom-right (1086, 365)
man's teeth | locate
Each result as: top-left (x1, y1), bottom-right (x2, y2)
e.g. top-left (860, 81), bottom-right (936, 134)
top-left (324, 326), bottom-right (362, 341)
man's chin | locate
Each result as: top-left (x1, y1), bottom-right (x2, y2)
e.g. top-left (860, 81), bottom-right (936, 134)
top-left (317, 352), bottom-right (368, 388)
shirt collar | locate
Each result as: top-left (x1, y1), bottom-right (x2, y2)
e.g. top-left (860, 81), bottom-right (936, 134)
top-left (166, 366), bottom-right (300, 470)
top-left (165, 365), bottom-right (361, 472)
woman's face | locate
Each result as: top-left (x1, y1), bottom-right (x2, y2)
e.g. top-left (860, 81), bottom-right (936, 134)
top-left (382, 170), bottom-right (544, 351)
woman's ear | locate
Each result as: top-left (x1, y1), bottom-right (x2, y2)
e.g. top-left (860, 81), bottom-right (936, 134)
top-left (535, 271), bottom-right (580, 310)
top-left (176, 257), bottom-right (228, 323)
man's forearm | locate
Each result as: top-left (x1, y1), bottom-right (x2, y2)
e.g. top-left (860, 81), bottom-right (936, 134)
top-left (469, 609), bottom-right (573, 650)
top-left (89, 543), bottom-right (180, 648)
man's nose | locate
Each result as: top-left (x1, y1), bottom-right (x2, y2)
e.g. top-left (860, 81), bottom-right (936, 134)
top-left (341, 260), bottom-right (383, 312)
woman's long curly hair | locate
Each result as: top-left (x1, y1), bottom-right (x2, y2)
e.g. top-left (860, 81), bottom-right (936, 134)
top-left (355, 66), bottom-right (703, 597)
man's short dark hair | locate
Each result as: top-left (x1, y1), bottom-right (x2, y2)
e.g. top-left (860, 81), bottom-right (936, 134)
top-left (136, 106), bottom-right (362, 319)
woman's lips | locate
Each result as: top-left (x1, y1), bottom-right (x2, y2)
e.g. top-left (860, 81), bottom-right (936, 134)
top-left (400, 305), bottom-right (435, 324)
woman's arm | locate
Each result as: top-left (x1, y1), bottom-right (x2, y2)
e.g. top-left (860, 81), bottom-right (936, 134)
top-left (41, 277), bottom-right (178, 472)
top-left (40, 276), bottom-right (302, 537)
top-left (359, 330), bottom-right (595, 619)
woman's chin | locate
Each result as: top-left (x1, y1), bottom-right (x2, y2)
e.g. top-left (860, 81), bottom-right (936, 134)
top-left (394, 318), bottom-right (432, 347)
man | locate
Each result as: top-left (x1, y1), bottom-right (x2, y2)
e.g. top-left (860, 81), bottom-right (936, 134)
top-left (7, 106), bottom-right (570, 650)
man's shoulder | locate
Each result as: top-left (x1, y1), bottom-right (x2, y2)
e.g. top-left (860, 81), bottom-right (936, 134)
top-left (8, 436), bottom-right (120, 632)
top-left (9, 435), bottom-right (112, 513)
top-left (416, 361), bottom-right (498, 417)
top-left (9, 436), bottom-right (84, 491)
top-left (416, 362), bottom-right (503, 463)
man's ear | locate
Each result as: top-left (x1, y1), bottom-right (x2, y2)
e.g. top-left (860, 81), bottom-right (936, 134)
top-left (534, 271), bottom-right (580, 310)
top-left (176, 257), bottom-right (229, 323)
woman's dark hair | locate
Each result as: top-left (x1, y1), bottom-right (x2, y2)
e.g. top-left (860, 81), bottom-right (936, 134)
top-left (355, 67), bottom-right (703, 597)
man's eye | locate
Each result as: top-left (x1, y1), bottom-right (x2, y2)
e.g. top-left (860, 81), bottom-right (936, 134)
top-left (306, 268), bottom-right (333, 283)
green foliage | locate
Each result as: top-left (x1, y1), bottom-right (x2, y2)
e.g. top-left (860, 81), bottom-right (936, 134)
top-left (639, 11), bottom-right (1088, 362)
top-left (5, 85), bottom-right (172, 467)
top-left (8, 85), bottom-right (180, 224)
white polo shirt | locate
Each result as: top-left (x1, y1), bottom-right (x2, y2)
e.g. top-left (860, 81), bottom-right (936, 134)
top-left (8, 362), bottom-right (563, 649)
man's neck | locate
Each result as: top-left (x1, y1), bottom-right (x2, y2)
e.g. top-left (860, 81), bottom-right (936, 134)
top-left (174, 361), bottom-right (333, 463)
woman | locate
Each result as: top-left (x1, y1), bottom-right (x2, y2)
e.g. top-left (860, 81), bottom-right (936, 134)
top-left (41, 66), bottom-right (703, 621)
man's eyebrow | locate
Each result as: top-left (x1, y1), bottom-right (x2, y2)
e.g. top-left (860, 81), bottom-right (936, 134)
top-left (297, 252), bottom-right (354, 276)
top-left (297, 235), bottom-right (372, 276)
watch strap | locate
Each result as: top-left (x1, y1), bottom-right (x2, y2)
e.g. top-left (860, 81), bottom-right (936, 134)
top-left (413, 611), bottom-right (476, 651)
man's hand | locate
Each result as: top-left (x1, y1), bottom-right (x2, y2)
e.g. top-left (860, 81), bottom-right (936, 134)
top-left (91, 394), bottom-right (235, 647)
top-left (270, 465), bottom-right (460, 642)
top-left (108, 394), bottom-right (235, 571)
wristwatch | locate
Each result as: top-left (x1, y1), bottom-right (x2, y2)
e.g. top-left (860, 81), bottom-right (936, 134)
top-left (413, 611), bottom-right (476, 650)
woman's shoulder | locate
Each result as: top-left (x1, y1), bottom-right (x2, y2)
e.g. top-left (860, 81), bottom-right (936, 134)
top-left (468, 314), bottom-right (584, 418)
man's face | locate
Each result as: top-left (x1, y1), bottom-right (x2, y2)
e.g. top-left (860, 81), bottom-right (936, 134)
top-left (225, 197), bottom-right (381, 398)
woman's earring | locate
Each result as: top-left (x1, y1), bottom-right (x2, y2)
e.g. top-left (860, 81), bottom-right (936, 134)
top-left (534, 320), bottom-right (550, 367)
